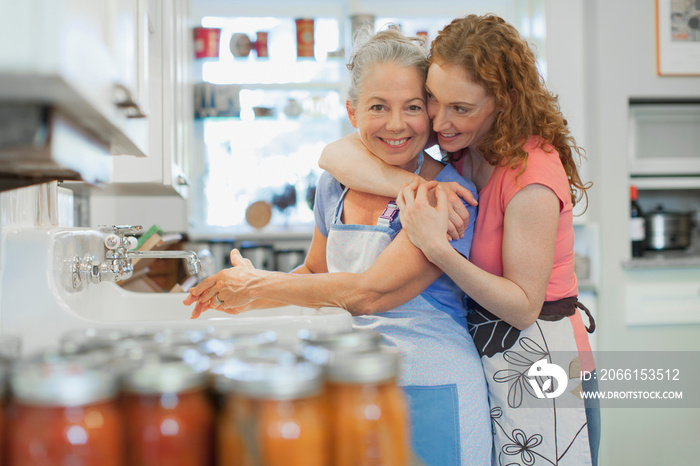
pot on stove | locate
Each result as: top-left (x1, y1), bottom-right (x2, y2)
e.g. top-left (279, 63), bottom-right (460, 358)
top-left (645, 205), bottom-right (693, 251)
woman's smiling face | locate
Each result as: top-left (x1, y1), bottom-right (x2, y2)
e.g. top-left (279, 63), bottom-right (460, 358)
top-left (426, 61), bottom-right (500, 153)
top-left (347, 62), bottom-right (430, 171)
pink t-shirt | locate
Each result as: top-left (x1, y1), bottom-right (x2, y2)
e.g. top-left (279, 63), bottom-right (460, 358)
top-left (469, 138), bottom-right (578, 301)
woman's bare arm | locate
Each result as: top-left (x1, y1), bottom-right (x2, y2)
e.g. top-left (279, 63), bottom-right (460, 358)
top-left (184, 229), bottom-right (442, 318)
top-left (319, 132), bottom-right (419, 197)
top-left (320, 132), bottom-right (477, 239)
top-left (398, 182), bottom-right (559, 330)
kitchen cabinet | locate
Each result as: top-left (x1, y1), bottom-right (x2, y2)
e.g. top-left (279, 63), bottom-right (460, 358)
top-left (0, 0), bottom-right (148, 158)
top-left (628, 100), bottom-right (700, 177)
top-left (624, 267), bottom-right (700, 326)
top-left (106, 0), bottom-right (193, 197)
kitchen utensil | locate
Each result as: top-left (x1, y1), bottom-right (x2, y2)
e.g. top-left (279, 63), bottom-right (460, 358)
top-left (245, 201), bottom-right (272, 229)
top-left (274, 249), bottom-right (306, 273)
top-left (238, 242), bottom-right (275, 270)
top-left (252, 106), bottom-right (274, 118)
top-left (229, 33), bottom-right (252, 57)
top-left (645, 205), bottom-right (693, 250)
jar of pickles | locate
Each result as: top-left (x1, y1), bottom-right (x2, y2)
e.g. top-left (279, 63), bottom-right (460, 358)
top-left (218, 352), bottom-right (328, 466)
top-left (325, 349), bottom-right (410, 466)
top-left (121, 357), bottom-right (214, 466)
top-left (7, 361), bottom-right (124, 466)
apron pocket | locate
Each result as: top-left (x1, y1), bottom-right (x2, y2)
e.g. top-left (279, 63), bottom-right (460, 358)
top-left (403, 384), bottom-right (460, 466)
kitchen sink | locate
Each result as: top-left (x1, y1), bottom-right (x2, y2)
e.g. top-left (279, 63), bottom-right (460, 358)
top-left (0, 226), bottom-right (352, 354)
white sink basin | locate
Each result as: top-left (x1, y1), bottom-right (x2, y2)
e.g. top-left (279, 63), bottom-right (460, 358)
top-left (0, 227), bottom-right (352, 354)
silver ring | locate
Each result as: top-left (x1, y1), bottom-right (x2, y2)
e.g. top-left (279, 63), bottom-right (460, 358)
top-left (215, 295), bottom-right (222, 306)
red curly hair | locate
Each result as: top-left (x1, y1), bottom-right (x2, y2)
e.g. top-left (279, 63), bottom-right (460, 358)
top-left (431, 14), bottom-right (590, 206)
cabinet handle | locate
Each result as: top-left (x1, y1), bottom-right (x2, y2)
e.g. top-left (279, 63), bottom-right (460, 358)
top-left (176, 175), bottom-right (191, 186)
top-left (113, 83), bottom-right (147, 119)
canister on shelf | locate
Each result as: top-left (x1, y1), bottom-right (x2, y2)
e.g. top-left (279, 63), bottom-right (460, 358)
top-left (7, 362), bottom-right (124, 466)
top-left (255, 31), bottom-right (269, 58)
top-left (121, 357), bottom-right (215, 466)
top-left (417, 31), bottom-right (429, 49)
top-left (325, 349), bottom-right (410, 466)
top-left (295, 18), bottom-right (315, 58)
top-left (194, 27), bottom-right (221, 59)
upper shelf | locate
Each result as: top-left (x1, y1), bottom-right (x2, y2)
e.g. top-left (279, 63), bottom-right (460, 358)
top-left (630, 176), bottom-right (700, 190)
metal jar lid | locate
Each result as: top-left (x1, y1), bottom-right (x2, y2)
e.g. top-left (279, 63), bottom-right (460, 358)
top-left (212, 346), bottom-right (301, 394)
top-left (198, 330), bottom-right (278, 357)
top-left (221, 346), bottom-right (322, 400)
top-left (325, 349), bottom-right (399, 385)
top-left (59, 327), bottom-right (133, 354)
top-left (298, 329), bottom-right (381, 365)
top-left (10, 362), bottom-right (119, 406)
top-left (121, 356), bottom-right (209, 395)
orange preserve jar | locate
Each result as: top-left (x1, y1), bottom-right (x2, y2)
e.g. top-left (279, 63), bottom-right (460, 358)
top-left (325, 349), bottom-right (410, 466)
top-left (7, 361), bottom-right (123, 466)
top-left (121, 358), bottom-right (214, 466)
top-left (225, 355), bottom-right (328, 466)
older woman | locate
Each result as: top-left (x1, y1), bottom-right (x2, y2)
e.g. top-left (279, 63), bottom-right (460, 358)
top-left (185, 29), bottom-right (491, 466)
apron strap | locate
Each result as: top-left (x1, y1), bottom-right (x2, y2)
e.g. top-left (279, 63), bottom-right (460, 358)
top-left (377, 201), bottom-right (399, 227)
top-left (576, 300), bottom-right (596, 334)
top-left (467, 296), bottom-right (596, 333)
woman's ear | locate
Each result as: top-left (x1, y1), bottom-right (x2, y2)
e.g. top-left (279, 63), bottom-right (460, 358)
top-left (346, 100), bottom-right (358, 128)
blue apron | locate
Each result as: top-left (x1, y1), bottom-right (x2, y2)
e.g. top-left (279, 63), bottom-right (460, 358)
top-left (326, 187), bottom-right (492, 466)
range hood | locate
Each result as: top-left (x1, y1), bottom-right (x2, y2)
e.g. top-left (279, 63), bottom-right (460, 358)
top-left (0, 103), bottom-right (112, 192)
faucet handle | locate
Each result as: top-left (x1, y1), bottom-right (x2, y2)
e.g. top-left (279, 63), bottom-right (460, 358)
top-left (98, 225), bottom-right (144, 236)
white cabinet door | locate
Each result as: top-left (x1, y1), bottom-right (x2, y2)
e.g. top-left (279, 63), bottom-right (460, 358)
top-left (109, 0), bottom-right (192, 197)
top-left (625, 268), bottom-right (700, 326)
top-left (0, 0), bottom-right (147, 157)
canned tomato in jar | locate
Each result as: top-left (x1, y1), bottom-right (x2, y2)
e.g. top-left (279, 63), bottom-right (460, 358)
top-left (121, 358), bottom-right (215, 466)
top-left (224, 355), bottom-right (327, 466)
top-left (325, 349), bottom-right (410, 466)
top-left (295, 18), bottom-right (315, 58)
top-left (7, 362), bottom-right (124, 466)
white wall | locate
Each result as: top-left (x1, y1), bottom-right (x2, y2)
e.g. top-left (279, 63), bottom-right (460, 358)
top-left (570, 1), bottom-right (700, 464)
top-left (88, 194), bottom-right (189, 233)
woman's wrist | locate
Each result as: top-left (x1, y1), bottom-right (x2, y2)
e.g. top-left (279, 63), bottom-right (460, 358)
top-left (421, 236), bottom-right (455, 267)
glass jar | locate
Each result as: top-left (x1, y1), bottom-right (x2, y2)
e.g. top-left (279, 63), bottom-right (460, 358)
top-left (325, 350), bottom-right (410, 466)
top-left (298, 328), bottom-right (381, 365)
top-left (7, 361), bottom-right (124, 466)
top-left (121, 358), bottom-right (214, 466)
top-left (219, 354), bottom-right (327, 466)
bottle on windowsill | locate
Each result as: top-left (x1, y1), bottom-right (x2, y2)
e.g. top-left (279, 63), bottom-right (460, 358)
top-left (630, 185), bottom-right (646, 258)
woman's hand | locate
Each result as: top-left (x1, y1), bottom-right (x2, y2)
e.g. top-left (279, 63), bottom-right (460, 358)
top-left (183, 249), bottom-right (262, 319)
top-left (438, 181), bottom-right (477, 240)
top-left (396, 179), bottom-right (453, 263)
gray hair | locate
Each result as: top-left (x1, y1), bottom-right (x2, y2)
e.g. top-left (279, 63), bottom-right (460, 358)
top-left (346, 27), bottom-right (429, 107)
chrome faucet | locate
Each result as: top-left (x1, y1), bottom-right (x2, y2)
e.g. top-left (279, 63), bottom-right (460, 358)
top-left (70, 225), bottom-right (201, 290)
top-left (127, 250), bottom-right (202, 275)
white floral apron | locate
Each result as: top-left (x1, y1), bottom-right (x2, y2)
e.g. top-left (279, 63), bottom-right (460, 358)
top-left (467, 297), bottom-right (597, 466)
top-left (326, 187), bottom-right (492, 466)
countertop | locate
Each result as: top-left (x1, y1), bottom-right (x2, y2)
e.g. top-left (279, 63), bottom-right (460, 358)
top-left (621, 249), bottom-right (700, 269)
